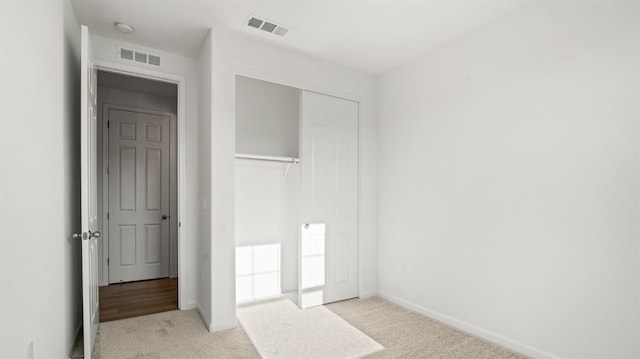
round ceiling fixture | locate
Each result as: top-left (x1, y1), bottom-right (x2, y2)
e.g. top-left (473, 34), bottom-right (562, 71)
top-left (114, 22), bottom-right (135, 35)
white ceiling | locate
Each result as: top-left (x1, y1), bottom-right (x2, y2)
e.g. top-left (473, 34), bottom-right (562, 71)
top-left (71, 0), bottom-right (529, 75)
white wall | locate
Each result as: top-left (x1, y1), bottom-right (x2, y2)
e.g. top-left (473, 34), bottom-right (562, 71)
top-left (377, 2), bottom-right (640, 358)
top-left (197, 32), bottom-right (213, 327)
top-left (235, 161), bottom-right (300, 294)
top-left (235, 76), bottom-right (299, 158)
top-left (0, 0), bottom-right (82, 357)
top-left (207, 29), bottom-right (378, 331)
top-left (96, 86), bottom-right (179, 284)
top-left (90, 35), bottom-right (202, 309)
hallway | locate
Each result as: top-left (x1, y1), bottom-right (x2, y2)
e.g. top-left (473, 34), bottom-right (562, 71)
top-left (99, 278), bottom-right (178, 322)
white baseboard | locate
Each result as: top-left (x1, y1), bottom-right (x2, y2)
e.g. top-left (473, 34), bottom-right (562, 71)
top-left (182, 300), bottom-right (198, 310)
top-left (195, 304), bottom-right (237, 332)
top-left (209, 319), bottom-right (238, 332)
top-left (66, 321), bottom-right (82, 359)
top-left (358, 291), bottom-right (378, 299)
top-left (377, 291), bottom-right (562, 359)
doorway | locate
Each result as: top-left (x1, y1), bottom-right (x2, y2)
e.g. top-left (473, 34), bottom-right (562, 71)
top-left (96, 70), bottom-right (179, 321)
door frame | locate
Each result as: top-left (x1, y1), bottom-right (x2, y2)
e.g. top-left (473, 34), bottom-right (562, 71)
top-left (102, 103), bottom-right (177, 283)
top-left (95, 59), bottom-right (188, 309)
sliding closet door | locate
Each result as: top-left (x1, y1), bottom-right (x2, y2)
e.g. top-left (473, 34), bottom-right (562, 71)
top-left (300, 91), bottom-right (358, 307)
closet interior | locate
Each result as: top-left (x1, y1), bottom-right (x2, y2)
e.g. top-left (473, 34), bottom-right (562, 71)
top-left (235, 76), bottom-right (301, 306)
top-left (235, 75), bottom-right (360, 309)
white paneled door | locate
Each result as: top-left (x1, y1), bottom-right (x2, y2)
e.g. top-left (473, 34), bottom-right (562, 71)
top-left (300, 91), bottom-right (359, 307)
top-left (108, 106), bottom-right (171, 283)
top-left (78, 25), bottom-right (100, 359)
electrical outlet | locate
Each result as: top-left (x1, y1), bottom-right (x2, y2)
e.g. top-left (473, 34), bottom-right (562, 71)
top-left (401, 264), bottom-right (407, 274)
top-left (27, 341), bottom-right (33, 359)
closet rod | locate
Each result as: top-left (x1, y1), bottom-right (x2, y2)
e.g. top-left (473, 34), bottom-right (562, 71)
top-left (235, 153), bottom-right (300, 163)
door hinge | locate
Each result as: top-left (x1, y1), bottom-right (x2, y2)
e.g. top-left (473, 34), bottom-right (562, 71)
top-left (107, 212), bottom-right (109, 220)
top-left (107, 258), bottom-right (110, 266)
top-left (107, 120), bottom-right (110, 128)
top-left (107, 167), bottom-right (109, 175)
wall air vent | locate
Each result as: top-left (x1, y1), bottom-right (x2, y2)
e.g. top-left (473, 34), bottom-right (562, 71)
top-left (134, 51), bottom-right (147, 63)
top-left (117, 45), bottom-right (162, 67)
top-left (120, 48), bottom-right (134, 61)
top-left (148, 54), bottom-right (161, 66)
top-left (246, 15), bottom-right (290, 37)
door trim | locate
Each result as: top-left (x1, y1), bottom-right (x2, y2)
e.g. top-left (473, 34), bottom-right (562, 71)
top-left (102, 103), bottom-right (177, 283)
top-left (95, 59), bottom-right (189, 310)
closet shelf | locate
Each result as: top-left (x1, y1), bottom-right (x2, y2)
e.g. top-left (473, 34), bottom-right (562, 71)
top-left (235, 153), bottom-right (300, 164)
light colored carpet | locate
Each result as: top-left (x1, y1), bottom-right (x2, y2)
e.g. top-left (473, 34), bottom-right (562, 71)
top-left (92, 309), bottom-right (259, 359)
top-left (237, 299), bottom-right (384, 359)
top-left (326, 297), bottom-right (526, 359)
top-left (79, 296), bottom-right (526, 359)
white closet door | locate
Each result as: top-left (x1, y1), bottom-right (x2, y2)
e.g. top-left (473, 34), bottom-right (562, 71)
top-left (300, 91), bottom-right (358, 307)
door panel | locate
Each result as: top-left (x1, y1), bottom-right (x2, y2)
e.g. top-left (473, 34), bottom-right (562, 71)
top-left (119, 147), bottom-right (136, 210)
top-left (145, 224), bottom-right (162, 263)
top-left (119, 225), bottom-right (136, 265)
top-left (300, 91), bottom-right (358, 307)
top-left (146, 149), bottom-right (162, 209)
top-left (108, 107), bottom-right (171, 283)
top-left (80, 25), bottom-right (99, 359)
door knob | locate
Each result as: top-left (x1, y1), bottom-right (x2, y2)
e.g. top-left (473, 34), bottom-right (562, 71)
top-left (162, 215), bottom-right (168, 220)
top-left (72, 231), bottom-right (100, 240)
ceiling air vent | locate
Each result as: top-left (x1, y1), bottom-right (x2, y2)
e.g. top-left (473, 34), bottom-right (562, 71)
top-left (273, 27), bottom-right (289, 37)
top-left (117, 45), bottom-right (162, 67)
top-left (247, 17), bottom-right (263, 29)
top-left (246, 15), bottom-right (290, 37)
top-left (260, 21), bottom-right (277, 33)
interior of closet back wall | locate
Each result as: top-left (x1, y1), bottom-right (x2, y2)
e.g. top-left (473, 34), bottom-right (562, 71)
top-left (235, 76), bottom-right (300, 301)
top-left (236, 76), bottom-right (299, 157)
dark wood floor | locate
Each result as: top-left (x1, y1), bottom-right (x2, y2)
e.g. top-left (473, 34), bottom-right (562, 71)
top-left (99, 278), bottom-right (178, 322)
